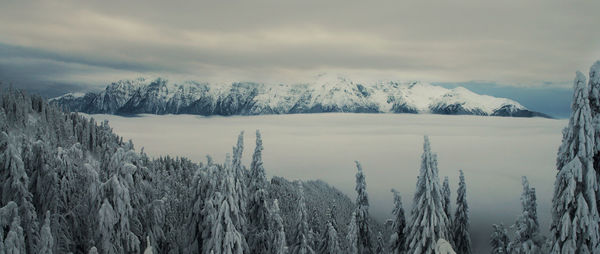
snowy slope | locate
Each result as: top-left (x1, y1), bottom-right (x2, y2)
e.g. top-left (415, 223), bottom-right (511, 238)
top-left (52, 76), bottom-right (551, 118)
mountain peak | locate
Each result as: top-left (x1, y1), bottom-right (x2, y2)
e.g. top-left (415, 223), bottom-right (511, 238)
top-left (51, 78), bottom-right (550, 118)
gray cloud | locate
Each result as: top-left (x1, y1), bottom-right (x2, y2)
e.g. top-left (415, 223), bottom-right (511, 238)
top-left (1, 0), bottom-right (599, 88)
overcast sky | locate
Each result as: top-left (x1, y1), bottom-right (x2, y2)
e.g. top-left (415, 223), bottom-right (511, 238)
top-left (1, 0), bottom-right (599, 94)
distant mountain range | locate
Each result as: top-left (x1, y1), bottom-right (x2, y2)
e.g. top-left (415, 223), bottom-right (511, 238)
top-left (51, 75), bottom-right (551, 118)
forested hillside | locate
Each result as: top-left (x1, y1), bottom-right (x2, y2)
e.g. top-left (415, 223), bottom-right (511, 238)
top-left (0, 87), bottom-right (385, 253)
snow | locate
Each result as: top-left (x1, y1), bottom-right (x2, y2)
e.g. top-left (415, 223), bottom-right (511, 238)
top-left (49, 92), bottom-right (86, 101)
top-left (433, 86), bottom-right (524, 114)
top-left (143, 236), bottom-right (153, 254)
top-left (84, 113), bottom-right (566, 253)
top-left (399, 81), bottom-right (449, 112)
top-left (435, 239), bottom-right (456, 254)
top-left (56, 76), bottom-right (538, 116)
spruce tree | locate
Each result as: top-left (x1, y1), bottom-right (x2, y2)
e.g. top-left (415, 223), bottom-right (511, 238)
top-left (346, 212), bottom-right (358, 254)
top-left (490, 224), bottom-right (509, 254)
top-left (588, 61), bottom-right (600, 217)
top-left (4, 215), bottom-right (26, 254)
top-left (247, 189), bottom-right (272, 253)
top-left (249, 130), bottom-right (268, 192)
top-left (510, 176), bottom-right (542, 253)
top-left (290, 182), bottom-right (315, 254)
top-left (96, 148), bottom-right (141, 253)
top-left (98, 198), bottom-right (118, 254)
top-left (405, 136), bottom-right (450, 254)
top-left (231, 132), bottom-right (248, 236)
top-left (442, 177), bottom-right (452, 234)
top-left (319, 203), bottom-right (341, 254)
top-left (352, 161), bottom-right (373, 254)
top-left (389, 189), bottom-right (406, 254)
top-left (452, 170), bottom-right (471, 254)
top-left (441, 176), bottom-right (453, 248)
top-left (186, 164), bottom-right (211, 254)
top-left (0, 201), bottom-right (24, 253)
top-left (204, 161), bottom-right (248, 254)
top-left (248, 130), bottom-right (273, 253)
top-left (318, 220), bottom-right (342, 254)
top-left (520, 177), bottom-right (539, 231)
top-left (329, 201), bottom-right (338, 231)
top-left (271, 199), bottom-right (287, 254)
top-left (550, 71), bottom-right (599, 253)
top-left (0, 132), bottom-right (39, 253)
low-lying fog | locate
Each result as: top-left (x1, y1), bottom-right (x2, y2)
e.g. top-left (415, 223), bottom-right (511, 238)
top-left (85, 113), bottom-right (566, 252)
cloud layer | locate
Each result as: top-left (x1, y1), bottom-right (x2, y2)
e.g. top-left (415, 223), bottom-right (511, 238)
top-left (1, 0), bottom-right (599, 90)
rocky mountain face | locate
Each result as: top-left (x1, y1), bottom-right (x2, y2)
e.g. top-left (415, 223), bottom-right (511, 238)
top-left (52, 75), bottom-right (551, 118)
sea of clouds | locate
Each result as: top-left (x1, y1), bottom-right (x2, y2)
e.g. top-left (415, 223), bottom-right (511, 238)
top-left (86, 113), bottom-right (566, 252)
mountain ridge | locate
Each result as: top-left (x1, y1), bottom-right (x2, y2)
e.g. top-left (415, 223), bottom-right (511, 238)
top-left (51, 76), bottom-right (552, 118)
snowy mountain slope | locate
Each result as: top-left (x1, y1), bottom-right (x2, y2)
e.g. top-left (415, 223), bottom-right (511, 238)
top-left (429, 86), bottom-right (523, 115)
top-left (52, 76), bottom-right (551, 118)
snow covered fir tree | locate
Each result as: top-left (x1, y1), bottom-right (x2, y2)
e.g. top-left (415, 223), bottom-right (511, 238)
top-left (404, 136), bottom-right (450, 254)
top-left (388, 189), bottom-right (406, 254)
top-left (452, 170), bottom-right (471, 254)
top-left (549, 67), bottom-right (600, 253)
top-left (2, 60), bottom-right (600, 253)
top-left (508, 177), bottom-right (542, 253)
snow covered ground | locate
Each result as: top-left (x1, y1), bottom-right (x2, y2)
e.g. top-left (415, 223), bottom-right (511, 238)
top-left (85, 113), bottom-right (565, 253)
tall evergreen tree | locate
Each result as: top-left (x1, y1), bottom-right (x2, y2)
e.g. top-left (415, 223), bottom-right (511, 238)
top-left (389, 189), bottom-right (406, 254)
top-left (329, 201), bottom-right (338, 231)
top-left (550, 71), bottom-right (599, 253)
top-left (509, 176), bottom-right (542, 253)
top-left (249, 130), bottom-right (268, 192)
top-left (4, 215), bottom-right (26, 254)
top-left (587, 61), bottom-right (600, 217)
top-left (0, 201), bottom-right (24, 253)
top-left (318, 220), bottom-right (342, 254)
top-left (96, 148), bottom-right (142, 253)
top-left (97, 198), bottom-right (118, 254)
top-left (290, 182), bottom-right (315, 254)
top-left (452, 170), bottom-right (471, 254)
top-left (248, 130), bottom-right (273, 253)
top-left (231, 132), bottom-right (248, 236)
top-left (0, 132), bottom-right (39, 253)
top-left (271, 199), bottom-right (287, 254)
top-left (490, 224), bottom-right (509, 254)
top-left (346, 212), bottom-right (358, 254)
top-left (520, 177), bottom-right (539, 231)
top-left (441, 176), bottom-right (453, 247)
top-left (442, 176), bottom-right (452, 230)
top-left (319, 203), bottom-right (341, 254)
top-left (185, 165), bottom-right (211, 254)
top-left (204, 162), bottom-right (248, 254)
top-left (405, 136), bottom-right (450, 254)
top-left (352, 161), bottom-right (373, 254)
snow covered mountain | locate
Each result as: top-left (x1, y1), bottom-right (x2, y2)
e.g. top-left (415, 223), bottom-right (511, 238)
top-left (52, 75), bottom-right (550, 117)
